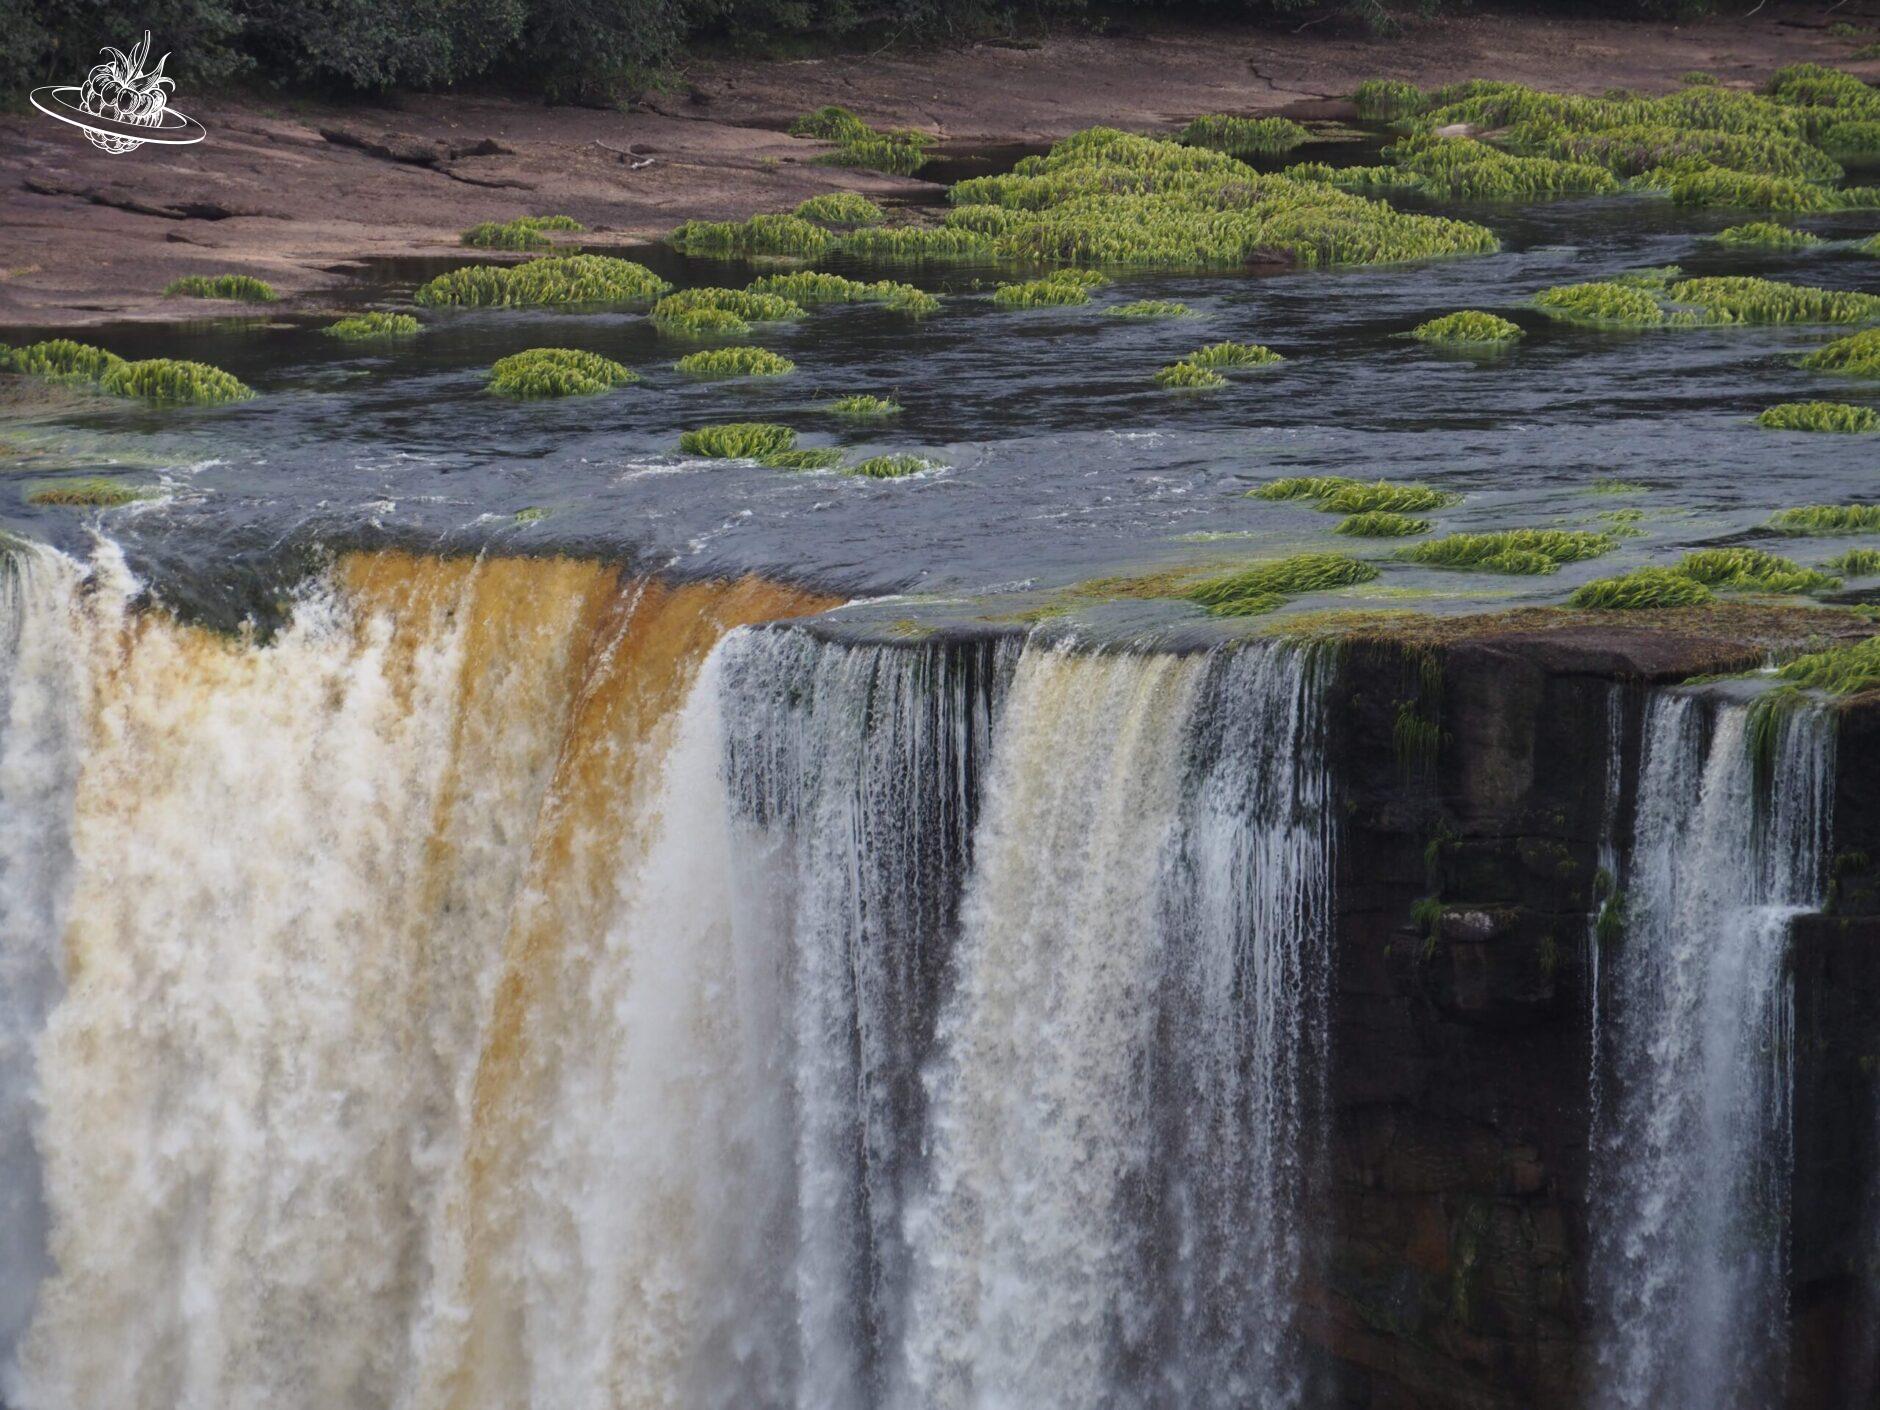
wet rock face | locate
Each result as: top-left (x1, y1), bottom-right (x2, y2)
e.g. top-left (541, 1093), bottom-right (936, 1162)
top-left (1315, 628), bottom-right (1880, 1410)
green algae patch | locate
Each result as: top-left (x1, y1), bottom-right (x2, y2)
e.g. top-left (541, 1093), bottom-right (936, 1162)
top-left (414, 255), bottom-right (669, 308)
top-left (1711, 222), bottom-right (1824, 249)
top-left (674, 346), bottom-right (794, 379)
top-left (99, 358), bottom-right (253, 405)
top-left (2, 339), bottom-right (124, 385)
top-left (670, 214), bottom-right (834, 258)
top-left (1106, 300), bottom-right (1194, 319)
top-left (653, 288), bottom-right (805, 332)
top-left (488, 348), bottom-right (638, 399)
top-left (24, 477), bottom-right (158, 508)
top-left (1589, 478), bottom-right (1650, 495)
top-left (461, 216), bottom-right (585, 250)
top-left (323, 312), bottom-right (421, 340)
top-left (1669, 276), bottom-right (1880, 325)
top-left (1828, 548), bottom-right (1880, 576)
top-left (1335, 510), bottom-right (1431, 537)
top-left (679, 423), bottom-right (796, 459)
top-left (1534, 281), bottom-right (1671, 328)
top-left (992, 278), bottom-right (1092, 309)
top-left (789, 106), bottom-right (873, 142)
top-left (1317, 481), bottom-right (1459, 515)
top-left (1676, 546), bottom-right (1838, 593)
top-left (1757, 401), bottom-right (1879, 433)
top-left (1770, 503), bottom-right (1880, 535)
top-left (1251, 475), bottom-right (1362, 502)
top-left (840, 227), bottom-right (994, 261)
top-left (1801, 328), bottom-right (1880, 377)
top-left (1154, 361), bottom-right (1226, 390)
top-left (1177, 115), bottom-right (1311, 157)
top-left (850, 454), bottom-right (940, 479)
top-left (760, 447), bottom-right (845, 471)
top-left (1186, 552), bottom-right (1380, 617)
top-left (1771, 635), bottom-right (1880, 695)
top-left (794, 192), bottom-right (886, 226)
top-left (1411, 311), bottom-right (1523, 344)
top-left (1381, 134), bottom-right (1619, 200)
top-left (1569, 569), bottom-right (1715, 610)
top-left (1188, 341), bottom-right (1283, 367)
top-left (827, 394), bottom-right (900, 418)
top-left (817, 134), bottom-right (931, 177)
top-left (163, 273), bottom-right (276, 302)
top-left (1400, 528), bottom-right (1614, 575)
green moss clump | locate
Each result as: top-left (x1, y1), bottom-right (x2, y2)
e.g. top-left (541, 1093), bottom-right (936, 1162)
top-left (1533, 281), bottom-right (1668, 328)
top-left (1568, 568), bottom-right (1715, 609)
top-left (1675, 546), bottom-right (1838, 593)
top-left (992, 278), bottom-right (1092, 308)
top-left (1335, 510), bottom-right (1431, 537)
top-left (1354, 79), bottom-right (1426, 121)
top-left (1187, 341), bottom-right (1283, 367)
top-left (461, 216), bottom-right (585, 250)
top-left (674, 346), bottom-right (795, 378)
top-left (2, 339), bottom-right (124, 384)
top-left (488, 348), bottom-right (638, 399)
top-left (679, 423), bottom-right (796, 459)
top-left (1186, 552), bottom-right (1380, 616)
top-left (414, 255), bottom-right (669, 308)
top-left (1154, 360), bottom-right (1226, 389)
top-left (1769, 503), bottom-right (1880, 535)
top-left (789, 106), bottom-right (874, 142)
top-left (1757, 401), bottom-right (1879, 433)
top-left (760, 447), bottom-right (845, 470)
top-left (1669, 275), bottom-right (1880, 325)
top-left (1250, 475), bottom-right (1361, 501)
top-left (839, 226), bottom-right (995, 260)
top-left (827, 394), bottom-right (900, 417)
top-left (794, 192), bottom-right (886, 226)
top-left (1411, 310), bottom-right (1523, 344)
top-left (163, 273), bottom-right (277, 302)
top-left (1177, 114), bottom-right (1311, 156)
top-left (323, 311), bottom-right (421, 340)
top-left (1827, 547), bottom-right (1880, 575)
top-left (652, 287), bottom-right (805, 329)
top-left (1400, 528), bottom-right (1615, 574)
top-left (98, 358), bottom-right (254, 405)
top-left (1105, 300), bottom-right (1194, 318)
top-left (1317, 481), bottom-right (1459, 514)
top-left (1801, 328), bottom-right (1880, 376)
top-left (669, 214), bottom-right (834, 258)
top-left (850, 454), bottom-right (939, 479)
top-left (1711, 222), bottom-right (1824, 249)
top-left (1772, 635), bottom-right (1880, 695)
top-left (23, 477), bottom-right (156, 508)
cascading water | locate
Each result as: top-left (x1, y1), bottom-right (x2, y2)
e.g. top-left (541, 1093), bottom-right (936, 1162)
top-left (1588, 690), bottom-right (1833, 1410)
top-left (0, 543), bottom-right (1337, 1410)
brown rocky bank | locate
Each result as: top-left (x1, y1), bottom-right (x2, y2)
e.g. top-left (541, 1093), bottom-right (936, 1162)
top-left (3, 7), bottom-right (1878, 328)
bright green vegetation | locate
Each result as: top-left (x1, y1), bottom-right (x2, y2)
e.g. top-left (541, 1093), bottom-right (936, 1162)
top-left (1399, 528), bottom-right (1614, 574)
top-left (674, 346), bottom-right (795, 378)
top-left (850, 454), bottom-right (939, 479)
top-left (679, 423), bottom-right (796, 459)
top-left (461, 215), bottom-right (584, 250)
top-left (413, 255), bottom-right (669, 308)
top-left (838, 227), bottom-right (994, 260)
top-left (1801, 328), bottom-right (1880, 376)
top-left (789, 106), bottom-right (872, 142)
top-left (2, 339), bottom-right (124, 384)
top-left (1828, 548), bottom-right (1880, 575)
top-left (1640, 165), bottom-right (1880, 213)
top-left (1153, 361), bottom-right (1227, 390)
top-left (1177, 114), bottom-right (1311, 157)
top-left (1682, 72), bottom-right (1719, 87)
top-left (743, 272), bottom-right (937, 314)
top-left (323, 311), bottom-right (421, 340)
top-left (1187, 341), bottom-right (1283, 367)
top-left (1711, 221), bottom-right (1823, 248)
top-left (1411, 310), bottom-right (1523, 344)
top-left (1770, 636), bottom-right (1880, 695)
top-left (1770, 504), bottom-right (1880, 534)
top-left (487, 348), bottom-right (638, 398)
top-left (1106, 300), bottom-right (1194, 318)
top-left (1534, 281), bottom-right (1672, 328)
top-left (23, 477), bottom-right (156, 508)
top-left (1353, 79), bottom-right (1425, 121)
top-left (1186, 552), bottom-right (1380, 617)
top-left (1378, 134), bottom-right (1619, 200)
top-left (944, 127), bottom-right (1499, 270)
top-left (1823, 121), bottom-right (1880, 157)
top-left (869, 282), bottom-right (941, 315)
top-left (992, 278), bottom-right (1092, 308)
top-left (760, 447), bottom-right (845, 471)
top-left (1757, 400), bottom-right (1879, 433)
top-left (793, 192), bottom-right (886, 226)
top-left (1334, 510), bottom-right (1431, 537)
top-left (652, 288), bottom-right (805, 336)
top-left (1251, 475), bottom-right (1361, 501)
top-left (827, 393), bottom-right (900, 418)
top-left (1609, 266), bottom-right (1683, 289)
top-left (163, 273), bottom-right (277, 302)
top-left (1675, 546), bottom-right (1838, 593)
top-left (98, 358), bottom-right (255, 405)
top-left (1569, 568), bottom-right (1715, 609)
top-left (670, 214), bottom-right (834, 258)
top-left (1316, 481), bottom-right (1458, 514)
top-left (1669, 275), bottom-right (1880, 324)
top-left (790, 106), bottom-right (932, 175)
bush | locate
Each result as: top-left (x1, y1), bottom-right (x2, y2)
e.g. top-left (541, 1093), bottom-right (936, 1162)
top-left (1569, 568), bottom-right (1714, 609)
top-left (1411, 310), bottom-right (1523, 343)
top-left (827, 394), bottom-right (900, 417)
top-left (323, 311), bottom-right (421, 339)
top-left (164, 273), bottom-right (276, 302)
top-left (1186, 552), bottom-right (1379, 616)
top-left (2, 339), bottom-right (124, 384)
top-left (1334, 510), bottom-right (1431, 536)
top-left (850, 454), bottom-right (939, 479)
top-left (488, 347), bottom-right (638, 398)
top-left (679, 423), bottom-right (795, 458)
top-left (1757, 401), bottom-right (1878, 433)
top-left (1177, 115), bottom-right (1311, 157)
top-left (98, 358), bottom-right (254, 404)
top-left (413, 255), bottom-right (668, 307)
top-left (674, 346), bottom-right (794, 378)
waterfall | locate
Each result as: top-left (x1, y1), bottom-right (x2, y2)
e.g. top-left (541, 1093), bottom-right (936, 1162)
top-left (1588, 691), bottom-right (1833, 1410)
